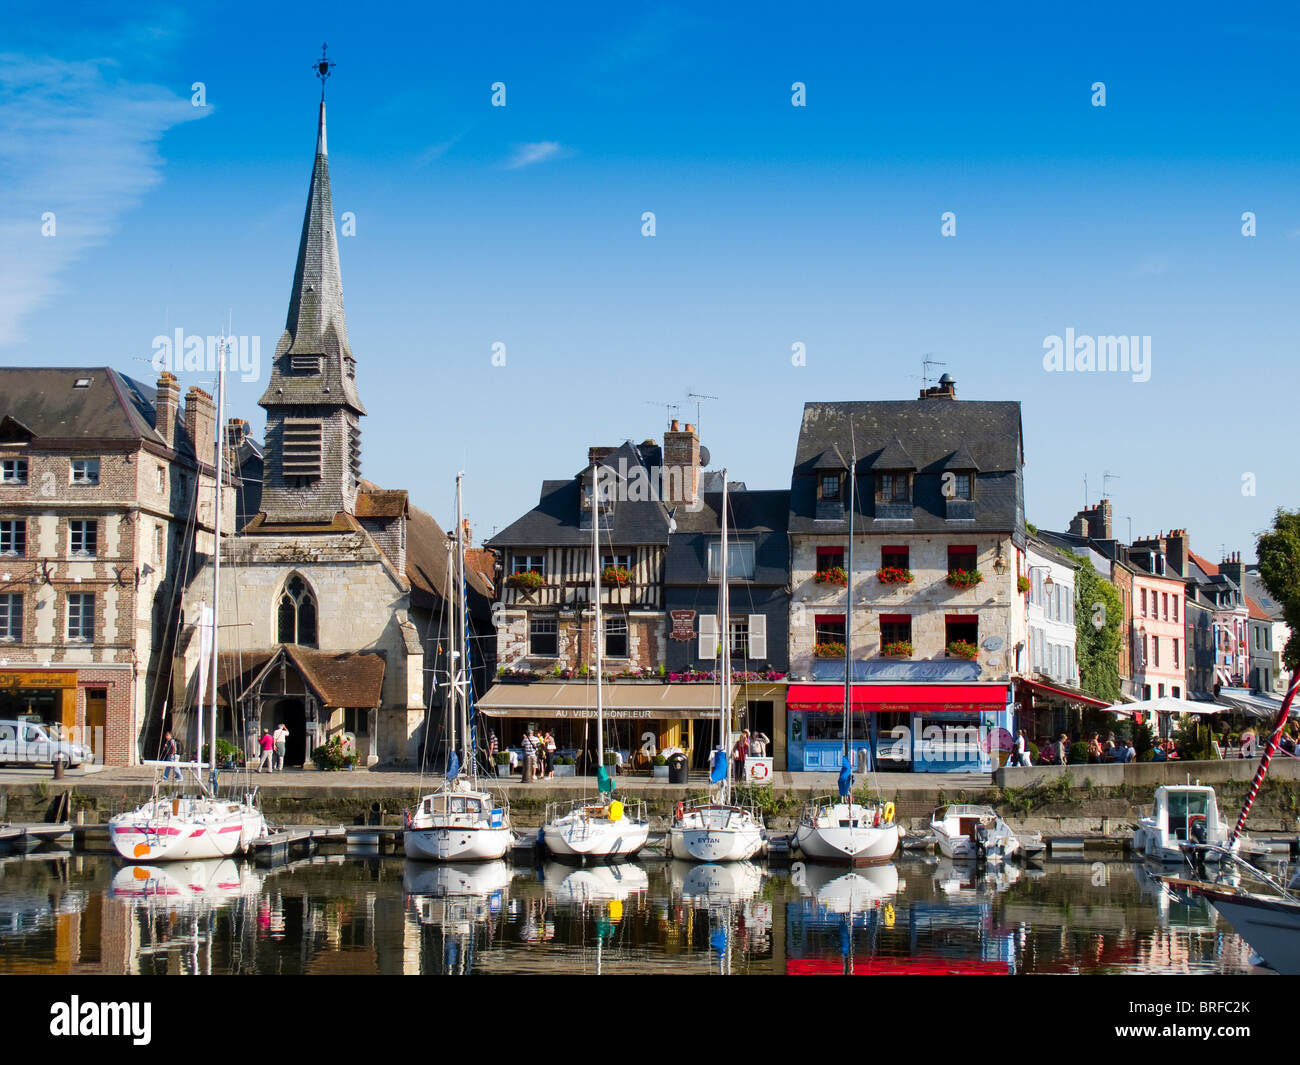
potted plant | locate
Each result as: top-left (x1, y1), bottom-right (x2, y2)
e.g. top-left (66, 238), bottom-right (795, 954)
top-left (814, 641), bottom-right (846, 658)
top-left (603, 750), bottom-right (620, 771)
top-left (881, 640), bottom-right (913, 658)
top-left (1017, 575), bottom-right (1031, 594)
top-left (507, 570), bottom-right (545, 591)
top-left (946, 639), bottom-right (979, 660)
top-left (876, 566), bottom-right (915, 585)
top-left (311, 734), bottom-right (354, 771)
top-left (602, 565), bottom-right (632, 587)
top-left (652, 753), bottom-right (669, 780)
top-left (494, 750), bottom-right (513, 778)
top-left (552, 755), bottom-right (575, 778)
top-left (946, 568), bottom-right (983, 589)
top-left (813, 565), bottom-right (848, 586)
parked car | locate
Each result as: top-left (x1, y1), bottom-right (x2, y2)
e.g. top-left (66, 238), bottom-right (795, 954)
top-left (0, 720), bottom-right (95, 768)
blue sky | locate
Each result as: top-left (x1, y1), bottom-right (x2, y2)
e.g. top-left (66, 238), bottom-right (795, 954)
top-left (2, 3), bottom-right (1297, 562)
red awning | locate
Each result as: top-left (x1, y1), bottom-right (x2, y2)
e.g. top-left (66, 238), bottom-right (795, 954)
top-left (1018, 678), bottom-right (1110, 709)
top-left (787, 683), bottom-right (1009, 713)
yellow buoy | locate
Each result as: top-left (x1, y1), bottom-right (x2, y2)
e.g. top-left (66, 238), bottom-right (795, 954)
top-left (608, 800), bottom-right (624, 822)
top-left (609, 899), bottom-right (623, 922)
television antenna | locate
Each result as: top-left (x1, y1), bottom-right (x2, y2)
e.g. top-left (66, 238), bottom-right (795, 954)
top-left (643, 400), bottom-right (680, 425)
top-left (1103, 470), bottom-right (1120, 498)
top-left (686, 392), bottom-right (718, 432)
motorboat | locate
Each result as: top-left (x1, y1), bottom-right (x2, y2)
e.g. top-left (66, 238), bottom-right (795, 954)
top-left (404, 779), bottom-right (513, 862)
top-left (930, 804), bottom-right (1019, 862)
top-left (1131, 785), bottom-right (1235, 863)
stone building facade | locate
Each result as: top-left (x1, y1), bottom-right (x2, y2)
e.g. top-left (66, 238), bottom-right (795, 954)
top-left (0, 367), bottom-right (231, 765)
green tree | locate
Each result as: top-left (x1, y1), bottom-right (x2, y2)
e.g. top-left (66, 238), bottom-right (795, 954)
top-left (1256, 508), bottom-right (1300, 671)
top-left (1075, 558), bottom-right (1122, 702)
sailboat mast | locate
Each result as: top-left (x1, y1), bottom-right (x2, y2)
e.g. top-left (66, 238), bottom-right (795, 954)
top-left (844, 449), bottom-right (855, 813)
top-left (208, 333), bottom-right (229, 785)
top-left (456, 473), bottom-right (469, 772)
top-left (444, 536), bottom-right (456, 770)
top-left (720, 473), bottom-right (730, 793)
top-left (592, 462), bottom-right (604, 770)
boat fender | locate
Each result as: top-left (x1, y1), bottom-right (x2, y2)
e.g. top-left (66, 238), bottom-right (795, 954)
top-left (674, 801), bottom-right (685, 821)
top-left (873, 811), bottom-right (881, 828)
top-left (404, 810), bottom-right (412, 829)
top-left (882, 802), bottom-right (895, 824)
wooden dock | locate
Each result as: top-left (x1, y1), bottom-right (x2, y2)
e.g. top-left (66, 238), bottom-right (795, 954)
top-left (249, 825), bottom-right (346, 862)
top-left (0, 823), bottom-right (73, 852)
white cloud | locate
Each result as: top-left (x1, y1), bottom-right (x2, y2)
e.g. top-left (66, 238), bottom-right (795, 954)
top-left (0, 53), bottom-right (206, 345)
top-left (505, 141), bottom-right (566, 170)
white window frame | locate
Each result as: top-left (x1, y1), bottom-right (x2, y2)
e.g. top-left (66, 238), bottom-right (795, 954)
top-left (66, 592), bottom-right (94, 642)
top-left (528, 615), bottom-right (558, 657)
top-left (70, 458), bottom-right (100, 486)
top-left (513, 554), bottom-right (546, 576)
top-left (0, 519), bottom-right (24, 557)
top-left (0, 592), bottom-right (21, 641)
top-left (1, 458), bottom-right (28, 485)
top-left (707, 540), bottom-right (756, 581)
top-left (604, 614), bottom-right (629, 658)
top-left (69, 519), bottom-right (97, 558)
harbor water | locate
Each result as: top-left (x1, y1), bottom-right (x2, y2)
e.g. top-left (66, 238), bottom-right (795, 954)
top-left (0, 852), bottom-right (1275, 976)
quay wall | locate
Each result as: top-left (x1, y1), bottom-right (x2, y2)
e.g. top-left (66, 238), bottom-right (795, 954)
top-left (2, 758), bottom-right (1299, 837)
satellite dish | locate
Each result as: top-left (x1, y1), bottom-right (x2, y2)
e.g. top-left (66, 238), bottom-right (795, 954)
top-left (699, 445), bottom-right (711, 465)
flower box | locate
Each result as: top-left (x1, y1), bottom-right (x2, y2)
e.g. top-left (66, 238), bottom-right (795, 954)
top-left (947, 639), bottom-right (979, 660)
top-left (507, 570), bottom-right (545, 591)
top-left (813, 641), bottom-right (846, 659)
top-left (876, 567), bottom-right (915, 585)
top-left (602, 565), bottom-right (632, 587)
top-left (813, 567), bottom-right (848, 586)
top-left (945, 569), bottom-right (983, 589)
top-left (1017, 575), bottom-right (1031, 594)
top-left (881, 640), bottom-right (913, 658)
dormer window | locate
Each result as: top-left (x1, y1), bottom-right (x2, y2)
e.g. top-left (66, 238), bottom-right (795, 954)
top-left (819, 473), bottom-right (840, 500)
top-left (946, 472), bottom-right (973, 500)
top-left (876, 471), bottom-right (910, 502)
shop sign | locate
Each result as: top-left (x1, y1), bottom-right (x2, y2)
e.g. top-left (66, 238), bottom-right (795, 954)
top-left (669, 610), bottom-right (696, 642)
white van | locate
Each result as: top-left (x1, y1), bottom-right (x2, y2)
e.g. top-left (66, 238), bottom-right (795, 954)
top-left (0, 720), bottom-right (95, 768)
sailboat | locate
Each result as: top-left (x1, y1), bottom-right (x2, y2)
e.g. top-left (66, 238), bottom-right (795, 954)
top-left (404, 474), bottom-right (514, 862)
top-left (541, 461), bottom-right (650, 859)
top-left (668, 474), bottom-right (765, 862)
top-left (111, 337), bottom-right (266, 862)
top-left (1165, 672), bottom-right (1300, 974)
top-left (793, 443), bottom-right (902, 865)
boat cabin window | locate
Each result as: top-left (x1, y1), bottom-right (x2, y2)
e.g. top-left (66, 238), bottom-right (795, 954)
top-left (1166, 791), bottom-right (1209, 828)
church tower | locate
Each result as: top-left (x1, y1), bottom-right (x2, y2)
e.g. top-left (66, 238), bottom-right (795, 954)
top-left (257, 73), bottom-right (366, 524)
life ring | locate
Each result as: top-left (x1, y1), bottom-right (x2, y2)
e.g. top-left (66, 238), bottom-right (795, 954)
top-left (882, 802), bottom-right (895, 824)
top-left (750, 760), bottom-right (771, 782)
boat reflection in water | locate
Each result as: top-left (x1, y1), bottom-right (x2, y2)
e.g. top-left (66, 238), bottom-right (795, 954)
top-left (665, 861), bottom-right (771, 974)
top-left (403, 860), bottom-right (512, 973)
top-left (109, 860), bottom-right (263, 907)
top-left (542, 861), bottom-right (648, 907)
top-left (795, 861), bottom-right (900, 914)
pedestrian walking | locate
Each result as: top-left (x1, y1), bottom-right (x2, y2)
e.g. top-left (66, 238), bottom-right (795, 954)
top-left (1013, 729), bottom-right (1029, 767)
top-left (162, 730), bottom-right (180, 781)
top-left (258, 729), bottom-right (274, 773)
top-left (273, 722), bottom-right (289, 771)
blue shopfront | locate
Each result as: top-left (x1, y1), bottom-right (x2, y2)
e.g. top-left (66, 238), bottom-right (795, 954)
top-left (785, 662), bottom-right (1013, 774)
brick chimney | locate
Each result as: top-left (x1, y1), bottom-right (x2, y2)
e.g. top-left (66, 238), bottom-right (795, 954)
top-left (918, 373), bottom-right (957, 400)
top-left (663, 420), bottom-right (701, 506)
top-left (1220, 551), bottom-right (1245, 589)
top-left (155, 372), bottom-right (180, 449)
top-left (1072, 499), bottom-right (1114, 541)
top-left (1166, 528), bottom-right (1189, 577)
top-left (1068, 514), bottom-right (1090, 537)
top-left (225, 417), bottom-right (250, 448)
top-left (184, 386), bottom-right (216, 466)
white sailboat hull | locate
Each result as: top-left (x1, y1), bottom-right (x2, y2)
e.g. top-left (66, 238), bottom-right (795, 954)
top-left (795, 819), bottom-right (903, 865)
top-left (543, 814), bottom-right (649, 859)
top-left (404, 825), bottom-right (512, 862)
top-left (669, 806), bottom-right (764, 862)
top-left (1202, 891), bottom-right (1300, 975)
top-left (110, 799), bottom-right (245, 862)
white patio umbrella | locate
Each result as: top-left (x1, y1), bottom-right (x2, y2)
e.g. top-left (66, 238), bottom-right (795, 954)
top-left (1107, 696), bottom-right (1226, 718)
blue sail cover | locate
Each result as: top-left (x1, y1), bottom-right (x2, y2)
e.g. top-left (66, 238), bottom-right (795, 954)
top-left (837, 754), bottom-right (853, 799)
top-left (597, 765), bottom-right (614, 795)
top-left (446, 750), bottom-right (460, 782)
top-left (710, 748), bottom-right (728, 784)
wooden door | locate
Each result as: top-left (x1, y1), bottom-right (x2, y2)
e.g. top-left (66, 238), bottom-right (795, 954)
top-left (85, 689), bottom-right (107, 763)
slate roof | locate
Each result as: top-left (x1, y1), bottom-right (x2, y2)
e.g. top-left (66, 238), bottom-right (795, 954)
top-left (259, 101), bottom-right (365, 415)
top-left (0, 367), bottom-right (170, 449)
top-left (867, 437), bottom-right (917, 470)
top-left (487, 440), bottom-right (672, 548)
top-left (665, 489), bottom-right (790, 586)
top-left (1243, 569), bottom-right (1284, 620)
top-left (789, 400), bottom-right (1024, 534)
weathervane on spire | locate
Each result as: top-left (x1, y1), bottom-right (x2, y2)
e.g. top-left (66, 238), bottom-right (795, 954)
top-left (314, 43), bottom-right (335, 99)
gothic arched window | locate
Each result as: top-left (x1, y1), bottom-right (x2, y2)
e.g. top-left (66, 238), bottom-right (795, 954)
top-left (277, 574), bottom-right (317, 647)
